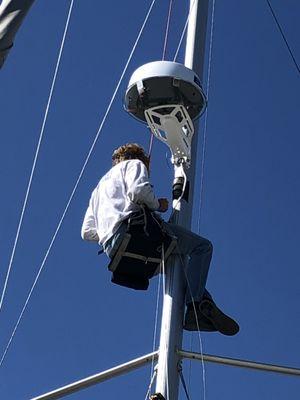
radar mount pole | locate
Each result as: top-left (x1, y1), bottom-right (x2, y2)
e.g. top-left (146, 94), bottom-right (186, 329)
top-left (154, 1), bottom-right (210, 399)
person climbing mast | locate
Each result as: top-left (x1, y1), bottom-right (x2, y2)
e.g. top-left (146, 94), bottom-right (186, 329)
top-left (81, 143), bottom-right (239, 336)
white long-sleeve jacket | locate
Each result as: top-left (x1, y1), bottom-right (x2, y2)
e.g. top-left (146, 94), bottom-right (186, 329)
top-left (81, 159), bottom-right (160, 245)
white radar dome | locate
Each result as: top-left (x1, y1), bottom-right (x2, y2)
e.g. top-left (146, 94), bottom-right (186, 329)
top-left (124, 61), bottom-right (206, 123)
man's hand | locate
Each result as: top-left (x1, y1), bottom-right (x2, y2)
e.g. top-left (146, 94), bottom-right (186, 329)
top-left (157, 198), bottom-right (169, 212)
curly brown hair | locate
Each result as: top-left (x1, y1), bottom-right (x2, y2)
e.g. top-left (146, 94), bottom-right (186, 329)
top-left (112, 143), bottom-right (150, 170)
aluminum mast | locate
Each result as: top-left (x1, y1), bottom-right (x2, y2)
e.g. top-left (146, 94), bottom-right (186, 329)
top-left (154, 1), bottom-right (210, 399)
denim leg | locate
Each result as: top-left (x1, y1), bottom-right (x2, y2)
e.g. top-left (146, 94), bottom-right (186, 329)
top-left (164, 222), bottom-right (213, 304)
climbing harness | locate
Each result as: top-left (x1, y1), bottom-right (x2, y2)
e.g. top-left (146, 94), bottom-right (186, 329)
top-left (107, 207), bottom-right (177, 290)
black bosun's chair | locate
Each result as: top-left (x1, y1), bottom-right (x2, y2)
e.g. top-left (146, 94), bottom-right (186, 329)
top-left (107, 208), bottom-right (177, 290)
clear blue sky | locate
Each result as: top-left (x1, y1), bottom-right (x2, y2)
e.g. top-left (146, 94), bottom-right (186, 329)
top-left (0, 1), bottom-right (299, 399)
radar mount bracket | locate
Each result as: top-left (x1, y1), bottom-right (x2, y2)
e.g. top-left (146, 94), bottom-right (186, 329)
top-left (145, 103), bottom-right (194, 167)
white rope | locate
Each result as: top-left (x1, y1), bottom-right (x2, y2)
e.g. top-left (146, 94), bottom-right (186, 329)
top-left (161, 244), bottom-right (170, 400)
top-left (187, 333), bottom-right (194, 393)
top-left (178, 252), bottom-right (206, 400)
top-left (153, 1), bottom-right (216, 397)
top-left (0, 0), bottom-right (75, 315)
top-left (171, 2), bottom-right (216, 398)
top-left (197, 0), bottom-right (216, 232)
top-left (178, 257), bottom-right (206, 396)
top-left (173, 0), bottom-right (197, 61)
top-left (148, 264), bottom-right (162, 396)
top-left (0, 0), bottom-right (158, 368)
top-left (145, 368), bottom-right (158, 400)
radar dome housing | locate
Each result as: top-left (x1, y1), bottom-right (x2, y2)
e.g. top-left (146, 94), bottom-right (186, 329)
top-left (124, 61), bottom-right (206, 123)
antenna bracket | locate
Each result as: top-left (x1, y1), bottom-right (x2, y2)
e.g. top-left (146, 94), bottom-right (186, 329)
top-left (145, 104), bottom-right (194, 167)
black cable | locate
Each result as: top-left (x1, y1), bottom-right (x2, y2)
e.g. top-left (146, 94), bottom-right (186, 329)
top-left (179, 366), bottom-right (192, 400)
top-left (266, 0), bottom-right (300, 75)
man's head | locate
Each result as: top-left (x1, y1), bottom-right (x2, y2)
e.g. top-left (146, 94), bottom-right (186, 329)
top-left (112, 143), bottom-right (150, 171)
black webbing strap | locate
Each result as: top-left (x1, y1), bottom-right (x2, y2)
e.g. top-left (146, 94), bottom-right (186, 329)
top-left (179, 366), bottom-right (192, 400)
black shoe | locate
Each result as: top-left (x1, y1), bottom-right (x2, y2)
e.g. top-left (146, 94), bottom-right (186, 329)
top-left (199, 299), bottom-right (239, 336)
top-left (184, 300), bottom-right (239, 336)
top-left (184, 302), bottom-right (217, 332)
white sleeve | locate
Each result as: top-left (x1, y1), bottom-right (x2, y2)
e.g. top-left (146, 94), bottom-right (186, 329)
top-left (81, 203), bottom-right (99, 242)
top-left (124, 160), bottom-right (160, 210)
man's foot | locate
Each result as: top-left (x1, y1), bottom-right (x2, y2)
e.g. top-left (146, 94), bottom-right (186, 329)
top-left (184, 302), bottom-right (216, 332)
top-left (184, 300), bottom-right (239, 336)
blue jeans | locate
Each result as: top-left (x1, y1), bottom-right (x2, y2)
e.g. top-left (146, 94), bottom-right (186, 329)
top-left (163, 222), bottom-right (213, 304)
top-left (104, 220), bottom-right (213, 305)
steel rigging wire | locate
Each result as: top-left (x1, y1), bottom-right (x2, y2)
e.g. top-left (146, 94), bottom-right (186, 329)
top-left (197, 0), bottom-right (299, 234)
top-left (173, 0), bottom-right (198, 62)
top-left (266, 0), bottom-right (300, 75)
top-left (0, 0), bottom-right (75, 316)
top-left (175, 1), bottom-right (217, 398)
top-left (0, 0), bottom-right (158, 368)
top-left (178, 251), bottom-right (207, 400)
top-left (148, 0), bottom-right (174, 161)
top-left (147, 264), bottom-right (162, 399)
top-left (162, 0), bottom-right (174, 61)
top-left (161, 245), bottom-right (170, 400)
top-left (196, 0), bottom-right (215, 232)
top-left (1, 1), bottom-right (299, 396)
